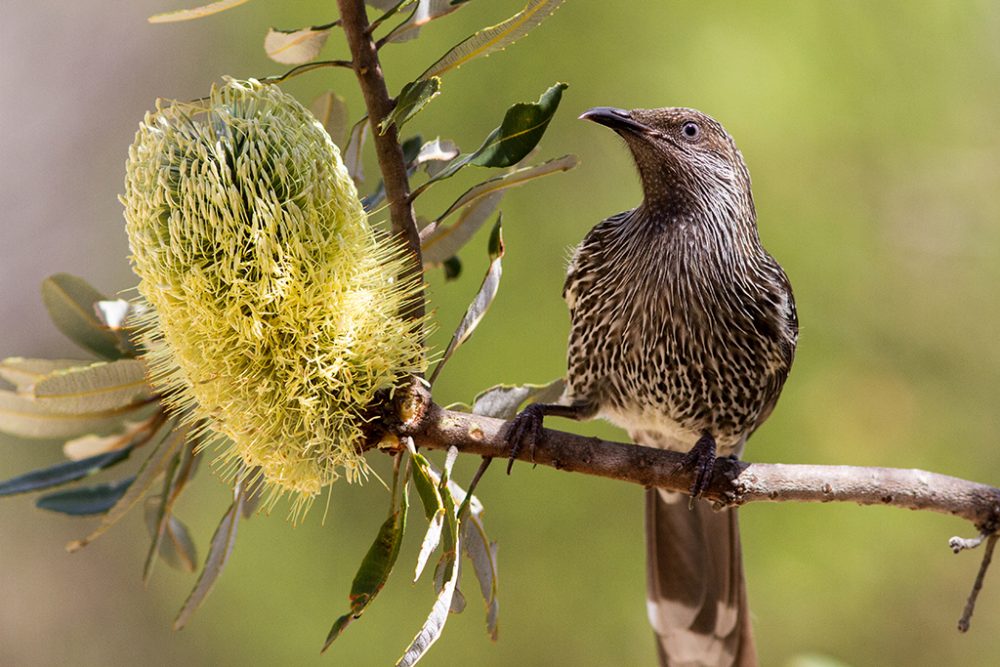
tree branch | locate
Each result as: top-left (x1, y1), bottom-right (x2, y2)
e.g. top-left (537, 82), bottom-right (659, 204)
top-left (396, 386), bottom-right (1000, 532)
top-left (337, 0), bottom-right (425, 328)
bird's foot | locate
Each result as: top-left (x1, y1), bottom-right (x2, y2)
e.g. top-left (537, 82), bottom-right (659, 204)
top-left (505, 403), bottom-right (546, 474)
top-left (680, 433), bottom-right (717, 500)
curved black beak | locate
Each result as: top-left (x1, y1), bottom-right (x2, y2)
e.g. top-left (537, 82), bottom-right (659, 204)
top-left (579, 107), bottom-right (650, 135)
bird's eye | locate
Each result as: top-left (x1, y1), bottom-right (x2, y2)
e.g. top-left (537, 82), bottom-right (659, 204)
top-left (681, 121), bottom-right (701, 140)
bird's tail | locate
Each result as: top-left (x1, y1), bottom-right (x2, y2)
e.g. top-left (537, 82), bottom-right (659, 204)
top-left (645, 488), bottom-right (757, 667)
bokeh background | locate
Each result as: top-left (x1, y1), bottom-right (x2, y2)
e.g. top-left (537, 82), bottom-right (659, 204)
top-left (2, 1), bottom-right (999, 665)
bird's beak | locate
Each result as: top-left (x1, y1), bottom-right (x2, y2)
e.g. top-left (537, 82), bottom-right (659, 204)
top-left (579, 107), bottom-right (650, 135)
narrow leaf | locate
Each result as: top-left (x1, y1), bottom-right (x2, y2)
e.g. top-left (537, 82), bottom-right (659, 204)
top-left (421, 192), bottom-right (503, 266)
top-left (379, 78), bottom-right (442, 135)
top-left (323, 483), bottom-right (409, 651)
top-left (414, 509), bottom-right (446, 581)
top-left (420, 0), bottom-right (563, 79)
top-left (0, 447), bottom-right (133, 496)
top-left (471, 378), bottom-right (566, 420)
top-left (144, 442), bottom-right (198, 583)
top-left (0, 389), bottom-right (150, 439)
top-left (311, 91), bottom-right (350, 149)
top-left (384, 0), bottom-right (469, 44)
top-left (344, 118), bottom-right (369, 186)
top-left (469, 83), bottom-right (567, 168)
top-left (173, 474), bottom-right (249, 630)
top-left (41, 274), bottom-right (131, 359)
top-left (430, 216), bottom-right (504, 385)
top-left (145, 498), bottom-right (198, 573)
top-left (67, 423), bottom-right (184, 552)
top-left (36, 477), bottom-right (134, 516)
top-left (264, 26), bottom-right (331, 65)
top-left (436, 154), bottom-right (577, 223)
top-left (148, 0), bottom-right (252, 23)
top-left (462, 512), bottom-right (500, 639)
top-left (0, 358), bottom-right (88, 391)
top-left (63, 412), bottom-right (163, 461)
top-left (29, 359), bottom-right (151, 414)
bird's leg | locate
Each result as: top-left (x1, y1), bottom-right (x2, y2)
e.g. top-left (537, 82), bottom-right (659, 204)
top-left (680, 433), bottom-right (718, 499)
top-left (505, 402), bottom-right (593, 474)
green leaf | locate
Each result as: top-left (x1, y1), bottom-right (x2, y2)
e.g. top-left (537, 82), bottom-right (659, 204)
top-left (145, 497), bottom-right (198, 573)
top-left (471, 378), bottom-right (566, 420)
top-left (396, 450), bottom-right (461, 667)
top-left (148, 0), bottom-right (252, 23)
top-left (429, 216), bottom-right (504, 385)
top-left (36, 477), bottom-right (134, 516)
top-left (41, 274), bottom-right (131, 360)
top-left (323, 475), bottom-right (409, 652)
top-left (0, 388), bottom-right (151, 439)
top-left (0, 447), bottom-right (133, 496)
top-left (0, 357), bottom-right (89, 392)
top-left (469, 83), bottom-right (568, 168)
top-left (264, 26), bottom-right (331, 65)
top-left (311, 91), bottom-right (350, 150)
top-left (344, 118), bottom-right (369, 186)
top-left (173, 473), bottom-right (250, 630)
top-left (144, 442), bottom-right (199, 583)
top-left (422, 192), bottom-right (503, 267)
top-left (380, 78), bottom-right (441, 135)
top-left (420, 0), bottom-right (563, 79)
top-left (411, 83), bottom-right (567, 197)
top-left (67, 422), bottom-right (184, 552)
top-left (436, 154), bottom-right (577, 223)
top-left (28, 360), bottom-right (151, 414)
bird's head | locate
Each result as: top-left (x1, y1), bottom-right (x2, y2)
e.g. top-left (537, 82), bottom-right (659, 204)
top-left (580, 106), bottom-right (753, 219)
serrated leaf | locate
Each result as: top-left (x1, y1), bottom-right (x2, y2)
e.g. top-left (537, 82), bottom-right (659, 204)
top-left (145, 498), bottom-right (198, 573)
top-left (411, 83), bottom-right (567, 197)
top-left (148, 0), bottom-right (252, 23)
top-left (0, 389), bottom-right (148, 439)
top-left (471, 378), bottom-right (566, 420)
top-left (41, 274), bottom-right (131, 360)
top-left (0, 358), bottom-right (89, 392)
top-left (384, 0), bottom-right (470, 43)
top-left (29, 360), bottom-right (151, 414)
top-left (264, 26), bottom-right (331, 65)
top-left (67, 422), bottom-right (184, 552)
top-left (420, 0), bottom-right (563, 80)
top-left (323, 480), bottom-right (409, 652)
top-left (436, 154), bottom-right (576, 224)
top-left (380, 78), bottom-right (441, 135)
top-left (422, 192), bottom-right (503, 267)
top-left (429, 216), bottom-right (504, 385)
top-left (311, 91), bottom-right (350, 149)
top-left (173, 473), bottom-right (249, 630)
top-left (36, 477), bottom-right (134, 516)
top-left (344, 118), bottom-right (369, 186)
top-left (0, 447), bottom-right (133, 496)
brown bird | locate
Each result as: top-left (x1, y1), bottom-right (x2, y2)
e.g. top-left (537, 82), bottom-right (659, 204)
top-left (507, 107), bottom-right (797, 666)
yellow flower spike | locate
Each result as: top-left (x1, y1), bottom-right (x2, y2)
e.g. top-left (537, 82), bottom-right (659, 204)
top-left (122, 78), bottom-right (425, 518)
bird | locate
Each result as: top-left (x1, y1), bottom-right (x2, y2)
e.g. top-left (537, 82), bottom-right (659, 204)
top-left (506, 106), bottom-right (798, 666)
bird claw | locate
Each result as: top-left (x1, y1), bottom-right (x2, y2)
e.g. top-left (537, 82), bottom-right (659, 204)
top-left (680, 434), bottom-right (717, 501)
top-left (505, 403), bottom-right (546, 474)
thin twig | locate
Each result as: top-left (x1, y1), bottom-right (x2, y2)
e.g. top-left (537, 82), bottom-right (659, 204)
top-left (336, 0), bottom-right (425, 333)
top-left (258, 59), bottom-right (354, 84)
top-left (957, 534), bottom-right (998, 632)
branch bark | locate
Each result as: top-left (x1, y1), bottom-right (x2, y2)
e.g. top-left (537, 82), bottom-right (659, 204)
top-left (396, 386), bottom-right (1000, 533)
top-left (337, 0), bottom-right (425, 328)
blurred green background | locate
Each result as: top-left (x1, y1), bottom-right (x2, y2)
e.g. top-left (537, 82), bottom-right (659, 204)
top-left (2, 1), bottom-right (999, 665)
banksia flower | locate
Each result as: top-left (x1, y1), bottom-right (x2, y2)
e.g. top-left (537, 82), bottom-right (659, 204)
top-left (122, 78), bottom-right (424, 516)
